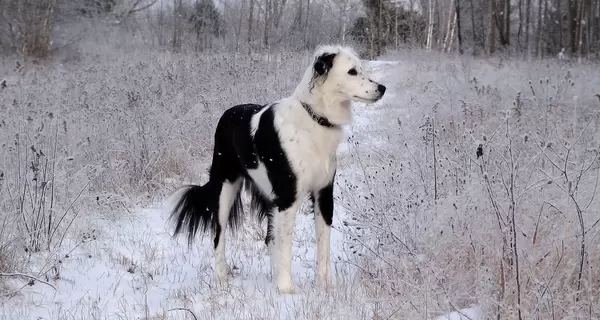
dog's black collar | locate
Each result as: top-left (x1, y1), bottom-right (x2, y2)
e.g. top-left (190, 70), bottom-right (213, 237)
top-left (301, 102), bottom-right (338, 128)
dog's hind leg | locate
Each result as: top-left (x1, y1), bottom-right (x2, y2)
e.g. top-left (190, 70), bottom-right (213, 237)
top-left (213, 178), bottom-right (243, 282)
top-left (313, 181), bottom-right (335, 289)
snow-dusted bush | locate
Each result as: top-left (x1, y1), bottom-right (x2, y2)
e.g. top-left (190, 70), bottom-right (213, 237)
top-left (340, 51), bottom-right (600, 319)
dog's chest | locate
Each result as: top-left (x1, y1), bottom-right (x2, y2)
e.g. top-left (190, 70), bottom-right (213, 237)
top-left (280, 124), bottom-right (342, 191)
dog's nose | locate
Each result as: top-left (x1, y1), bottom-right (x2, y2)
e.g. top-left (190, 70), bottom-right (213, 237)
top-left (378, 84), bottom-right (386, 94)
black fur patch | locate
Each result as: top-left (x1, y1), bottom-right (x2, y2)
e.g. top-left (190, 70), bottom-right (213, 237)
top-left (310, 53), bottom-right (337, 91)
top-left (315, 175), bottom-right (335, 226)
top-left (314, 53), bottom-right (336, 76)
top-left (253, 105), bottom-right (298, 212)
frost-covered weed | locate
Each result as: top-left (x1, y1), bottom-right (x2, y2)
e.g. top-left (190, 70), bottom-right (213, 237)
top-left (0, 49), bottom-right (309, 291)
top-left (340, 51), bottom-right (600, 319)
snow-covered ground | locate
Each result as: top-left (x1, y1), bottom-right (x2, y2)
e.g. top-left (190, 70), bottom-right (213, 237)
top-left (2, 60), bottom-right (473, 320)
top-left (5, 49), bottom-right (599, 319)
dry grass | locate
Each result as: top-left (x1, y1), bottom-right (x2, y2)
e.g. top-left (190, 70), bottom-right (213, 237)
top-left (1, 42), bottom-right (599, 319)
top-left (339, 51), bottom-right (600, 319)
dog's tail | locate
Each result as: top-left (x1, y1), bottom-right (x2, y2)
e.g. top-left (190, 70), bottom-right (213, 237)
top-left (168, 180), bottom-right (222, 246)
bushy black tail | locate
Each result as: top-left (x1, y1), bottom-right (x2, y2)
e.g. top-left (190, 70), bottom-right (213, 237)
top-left (169, 181), bottom-right (221, 246)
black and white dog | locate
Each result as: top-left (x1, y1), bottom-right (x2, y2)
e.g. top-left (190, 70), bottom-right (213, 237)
top-left (168, 45), bottom-right (386, 294)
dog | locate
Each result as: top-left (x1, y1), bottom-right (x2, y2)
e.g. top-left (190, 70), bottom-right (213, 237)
top-left (168, 45), bottom-right (386, 294)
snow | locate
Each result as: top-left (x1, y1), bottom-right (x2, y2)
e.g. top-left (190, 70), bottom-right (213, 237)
top-left (1, 60), bottom-right (480, 320)
top-left (434, 307), bottom-right (482, 320)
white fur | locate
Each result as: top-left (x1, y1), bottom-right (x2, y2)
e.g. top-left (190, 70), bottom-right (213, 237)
top-left (314, 195), bottom-right (332, 289)
top-left (247, 163), bottom-right (274, 199)
top-left (273, 203), bottom-right (299, 294)
top-left (215, 179), bottom-right (242, 282)
top-left (274, 98), bottom-right (342, 194)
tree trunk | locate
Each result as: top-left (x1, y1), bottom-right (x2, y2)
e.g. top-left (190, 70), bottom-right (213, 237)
top-left (558, 0), bottom-right (563, 51)
top-left (569, 0), bottom-right (578, 53)
top-left (395, 5), bottom-right (399, 47)
top-left (248, 0), bottom-right (254, 53)
top-left (443, 0), bottom-right (455, 51)
top-left (172, 0), bottom-right (183, 50)
top-left (586, 0), bottom-right (591, 56)
top-left (426, 0), bottom-right (434, 50)
top-left (525, 0), bottom-right (531, 58)
top-left (479, 0), bottom-right (486, 51)
top-left (594, 0), bottom-right (600, 49)
top-left (593, 0), bottom-right (600, 53)
top-left (577, 0), bottom-right (585, 60)
top-left (263, 0), bottom-right (270, 47)
top-left (469, 0), bottom-right (477, 51)
top-left (517, 0), bottom-right (523, 51)
top-left (235, 0), bottom-right (243, 52)
top-left (304, 0), bottom-right (311, 47)
top-left (536, 0), bottom-right (544, 59)
top-left (448, 11), bottom-right (458, 51)
top-left (486, 0), bottom-right (496, 54)
top-left (436, 0), bottom-right (441, 47)
top-left (504, 0), bottom-right (511, 45)
top-left (456, 0), bottom-right (463, 53)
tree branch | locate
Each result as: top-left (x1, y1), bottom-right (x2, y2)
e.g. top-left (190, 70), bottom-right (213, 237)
top-left (0, 272), bottom-right (57, 290)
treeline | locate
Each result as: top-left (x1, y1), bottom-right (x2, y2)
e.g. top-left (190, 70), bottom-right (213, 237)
top-left (0, 0), bottom-right (598, 60)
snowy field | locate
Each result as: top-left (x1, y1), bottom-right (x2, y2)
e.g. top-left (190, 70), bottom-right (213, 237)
top-left (1, 48), bottom-right (600, 319)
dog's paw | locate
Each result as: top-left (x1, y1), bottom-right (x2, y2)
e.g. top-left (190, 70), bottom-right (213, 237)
top-left (214, 272), bottom-right (229, 284)
top-left (215, 264), bottom-right (231, 283)
top-left (276, 285), bottom-right (297, 295)
top-left (276, 277), bottom-right (297, 294)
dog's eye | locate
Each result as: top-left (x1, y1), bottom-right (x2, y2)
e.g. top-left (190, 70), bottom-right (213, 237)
top-left (348, 68), bottom-right (358, 76)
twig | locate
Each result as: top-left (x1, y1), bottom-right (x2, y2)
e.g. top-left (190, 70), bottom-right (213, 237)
top-left (447, 301), bottom-right (475, 320)
top-left (50, 180), bottom-right (91, 249)
top-left (168, 308), bottom-right (198, 320)
top-left (539, 241), bottom-right (565, 300)
top-left (0, 272), bottom-right (57, 290)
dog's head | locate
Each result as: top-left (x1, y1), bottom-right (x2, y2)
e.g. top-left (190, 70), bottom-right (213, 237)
top-left (311, 46), bottom-right (386, 104)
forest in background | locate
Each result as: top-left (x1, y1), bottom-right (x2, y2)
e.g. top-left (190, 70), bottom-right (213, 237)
top-left (0, 0), bottom-right (599, 61)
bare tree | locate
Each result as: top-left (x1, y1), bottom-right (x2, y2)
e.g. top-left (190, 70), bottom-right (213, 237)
top-left (248, 0), bottom-right (254, 52)
top-left (0, 0), bottom-right (58, 60)
top-left (569, 0), bottom-right (578, 54)
top-left (116, 0), bottom-right (158, 24)
top-left (455, 0), bottom-right (463, 53)
top-left (426, 0), bottom-right (435, 50)
top-left (536, 0), bottom-right (543, 58)
top-left (576, 0), bottom-right (584, 60)
top-left (263, 0), bottom-right (270, 47)
top-left (172, 0), bottom-right (183, 49)
top-left (442, 0), bottom-right (455, 52)
top-left (469, 0), bottom-right (478, 50)
top-left (526, 0), bottom-right (531, 58)
top-left (486, 0), bottom-right (496, 54)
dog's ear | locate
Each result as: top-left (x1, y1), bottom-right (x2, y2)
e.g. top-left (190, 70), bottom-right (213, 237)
top-left (314, 53), bottom-right (336, 76)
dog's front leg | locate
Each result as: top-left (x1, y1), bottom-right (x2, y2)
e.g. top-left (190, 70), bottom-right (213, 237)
top-left (273, 202), bottom-right (299, 294)
top-left (314, 182), bottom-right (334, 289)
